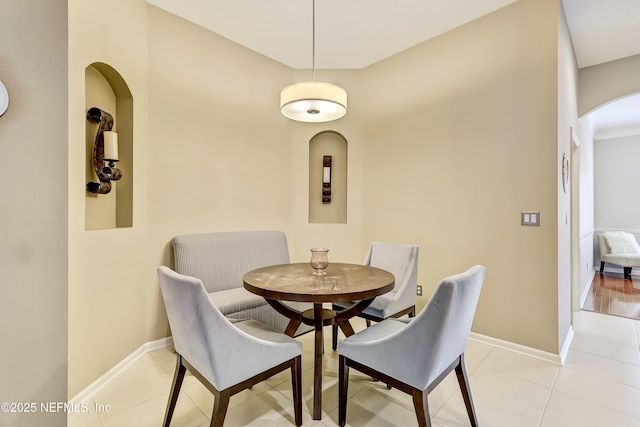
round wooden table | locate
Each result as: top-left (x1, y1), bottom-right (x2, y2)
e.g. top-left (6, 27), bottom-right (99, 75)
top-left (243, 262), bottom-right (395, 420)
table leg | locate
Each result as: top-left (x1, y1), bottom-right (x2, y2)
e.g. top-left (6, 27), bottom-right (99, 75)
top-left (284, 318), bottom-right (302, 337)
top-left (262, 299), bottom-right (303, 337)
top-left (335, 298), bottom-right (375, 339)
top-left (313, 303), bottom-right (323, 420)
top-left (336, 318), bottom-right (355, 338)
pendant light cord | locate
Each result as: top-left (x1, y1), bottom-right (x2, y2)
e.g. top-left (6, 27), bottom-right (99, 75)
top-left (312, 0), bottom-right (316, 82)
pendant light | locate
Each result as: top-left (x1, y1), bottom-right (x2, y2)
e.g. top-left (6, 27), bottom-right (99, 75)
top-left (280, 0), bottom-right (347, 123)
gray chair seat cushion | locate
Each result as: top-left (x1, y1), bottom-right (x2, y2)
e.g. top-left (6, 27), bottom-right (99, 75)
top-left (338, 265), bottom-right (486, 390)
top-left (234, 319), bottom-right (301, 345)
top-left (157, 266), bottom-right (302, 391)
top-left (209, 287), bottom-right (268, 315)
top-left (336, 266), bottom-right (485, 427)
top-left (338, 318), bottom-right (406, 345)
top-left (334, 294), bottom-right (395, 319)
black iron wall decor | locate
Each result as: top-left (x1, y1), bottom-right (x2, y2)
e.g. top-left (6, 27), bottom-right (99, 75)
top-left (87, 107), bottom-right (122, 194)
top-left (322, 155), bottom-right (332, 203)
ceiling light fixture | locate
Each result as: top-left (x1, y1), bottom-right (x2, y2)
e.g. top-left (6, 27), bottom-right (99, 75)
top-left (280, 0), bottom-right (347, 123)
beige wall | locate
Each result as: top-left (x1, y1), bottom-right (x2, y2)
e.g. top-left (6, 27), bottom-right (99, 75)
top-left (68, 0), bottom-right (150, 398)
top-left (0, 1), bottom-right (68, 426)
top-left (67, 2), bottom-right (365, 396)
top-left (359, 0), bottom-right (562, 352)
top-left (66, 0), bottom-right (575, 398)
top-left (287, 69), bottom-right (366, 264)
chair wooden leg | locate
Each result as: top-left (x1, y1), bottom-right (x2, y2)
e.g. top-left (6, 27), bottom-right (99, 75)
top-left (600, 261), bottom-right (605, 274)
top-left (292, 356), bottom-right (302, 426)
top-left (211, 389), bottom-right (231, 427)
top-left (365, 319), bottom-right (372, 327)
top-left (411, 389), bottom-right (431, 427)
top-left (163, 355), bottom-right (186, 427)
top-left (338, 356), bottom-right (350, 427)
top-left (454, 354), bottom-right (478, 427)
top-left (332, 323), bottom-right (339, 350)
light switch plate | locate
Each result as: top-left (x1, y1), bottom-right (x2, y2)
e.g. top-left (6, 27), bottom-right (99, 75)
top-left (521, 211), bottom-right (540, 226)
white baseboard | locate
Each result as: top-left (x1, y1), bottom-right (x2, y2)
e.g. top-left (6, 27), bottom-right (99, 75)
top-left (469, 332), bottom-right (561, 365)
top-left (73, 332), bottom-right (563, 404)
top-left (69, 337), bottom-right (173, 404)
top-left (581, 268), bottom-right (596, 307)
top-left (558, 325), bottom-right (574, 365)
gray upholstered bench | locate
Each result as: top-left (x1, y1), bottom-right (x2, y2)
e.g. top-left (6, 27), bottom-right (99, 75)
top-left (171, 230), bottom-right (312, 337)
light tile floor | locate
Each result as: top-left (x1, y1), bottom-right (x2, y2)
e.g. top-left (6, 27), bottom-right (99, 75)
top-left (68, 312), bottom-right (640, 427)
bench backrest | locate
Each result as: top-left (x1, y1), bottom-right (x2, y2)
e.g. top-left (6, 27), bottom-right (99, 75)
top-left (171, 230), bottom-right (290, 293)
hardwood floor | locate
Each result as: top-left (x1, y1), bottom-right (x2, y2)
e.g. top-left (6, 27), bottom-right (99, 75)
top-left (582, 271), bottom-right (640, 320)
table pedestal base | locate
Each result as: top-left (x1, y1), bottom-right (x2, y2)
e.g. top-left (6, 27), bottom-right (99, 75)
top-left (302, 308), bottom-right (336, 325)
top-left (264, 299), bottom-right (376, 420)
top-left (250, 287), bottom-right (388, 421)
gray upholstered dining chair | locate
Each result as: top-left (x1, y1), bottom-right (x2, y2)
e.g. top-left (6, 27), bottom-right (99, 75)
top-left (157, 266), bottom-right (303, 427)
top-left (332, 242), bottom-right (419, 350)
top-left (337, 265), bottom-right (485, 427)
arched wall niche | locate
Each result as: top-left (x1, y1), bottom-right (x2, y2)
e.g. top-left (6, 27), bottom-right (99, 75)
top-left (85, 62), bottom-right (133, 230)
top-left (309, 131), bottom-right (348, 224)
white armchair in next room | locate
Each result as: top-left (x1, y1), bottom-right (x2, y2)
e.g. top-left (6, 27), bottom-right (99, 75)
top-left (598, 231), bottom-right (640, 280)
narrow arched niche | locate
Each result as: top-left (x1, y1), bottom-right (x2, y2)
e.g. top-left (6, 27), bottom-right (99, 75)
top-left (309, 131), bottom-right (347, 224)
top-left (85, 62), bottom-right (133, 230)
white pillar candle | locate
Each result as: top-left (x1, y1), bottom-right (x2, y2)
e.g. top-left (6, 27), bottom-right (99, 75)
top-left (323, 166), bottom-right (331, 184)
top-left (103, 131), bottom-right (118, 161)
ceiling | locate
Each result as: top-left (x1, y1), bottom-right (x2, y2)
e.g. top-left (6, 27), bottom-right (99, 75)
top-left (147, 0), bottom-right (640, 135)
top-left (146, 0), bottom-right (518, 69)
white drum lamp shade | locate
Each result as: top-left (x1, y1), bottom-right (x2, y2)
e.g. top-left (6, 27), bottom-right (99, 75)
top-left (280, 81), bottom-right (347, 123)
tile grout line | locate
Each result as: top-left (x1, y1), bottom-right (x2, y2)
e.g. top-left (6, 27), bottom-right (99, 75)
top-left (537, 364), bottom-right (561, 427)
top-left (568, 341), bottom-right (640, 367)
top-left (94, 355), bottom-right (173, 424)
